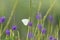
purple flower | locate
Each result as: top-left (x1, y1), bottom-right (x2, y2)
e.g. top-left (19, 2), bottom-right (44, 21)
top-left (28, 32), bottom-right (34, 38)
top-left (41, 28), bottom-right (46, 34)
top-left (38, 24), bottom-right (42, 30)
top-left (0, 16), bottom-right (5, 23)
top-left (49, 36), bottom-right (53, 40)
top-left (6, 29), bottom-right (10, 35)
top-left (48, 15), bottom-right (53, 22)
top-left (28, 22), bottom-right (32, 27)
top-left (12, 25), bottom-right (17, 30)
top-left (36, 12), bottom-right (42, 20)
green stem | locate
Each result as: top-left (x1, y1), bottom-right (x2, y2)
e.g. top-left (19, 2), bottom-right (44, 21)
top-left (37, 0), bottom-right (42, 12)
top-left (34, 20), bottom-right (39, 37)
top-left (47, 21), bottom-right (50, 40)
top-left (0, 24), bottom-right (3, 40)
top-left (12, 32), bottom-right (15, 40)
top-left (34, 0), bottom-right (42, 37)
top-left (26, 17), bottom-right (30, 40)
top-left (50, 24), bottom-right (53, 34)
top-left (37, 30), bottom-right (40, 40)
top-left (1, 24), bottom-right (2, 31)
top-left (6, 35), bottom-right (9, 40)
top-left (43, 0), bottom-right (56, 26)
top-left (17, 31), bottom-right (20, 40)
top-left (26, 27), bottom-right (30, 40)
top-left (37, 20), bottom-right (42, 40)
top-left (56, 26), bottom-right (59, 40)
top-left (2, 0), bottom-right (18, 34)
top-left (10, 29), bottom-right (14, 40)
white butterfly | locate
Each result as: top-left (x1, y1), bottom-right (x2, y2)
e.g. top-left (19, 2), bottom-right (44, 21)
top-left (21, 19), bottom-right (29, 26)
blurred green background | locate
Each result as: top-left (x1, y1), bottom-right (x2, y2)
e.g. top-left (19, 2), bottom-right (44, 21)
top-left (0, 0), bottom-right (60, 40)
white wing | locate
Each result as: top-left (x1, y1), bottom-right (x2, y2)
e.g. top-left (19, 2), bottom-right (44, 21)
top-left (21, 19), bottom-right (29, 26)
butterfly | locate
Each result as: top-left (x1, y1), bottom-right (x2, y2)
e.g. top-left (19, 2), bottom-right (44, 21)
top-left (21, 19), bottom-right (29, 26)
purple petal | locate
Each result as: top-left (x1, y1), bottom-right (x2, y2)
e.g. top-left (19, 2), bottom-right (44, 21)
top-left (28, 22), bottom-right (32, 27)
top-left (41, 28), bottom-right (46, 34)
top-left (36, 12), bottom-right (42, 20)
top-left (48, 15), bottom-right (53, 22)
top-left (0, 16), bottom-right (5, 23)
top-left (49, 36), bottom-right (54, 40)
top-left (6, 29), bottom-right (10, 35)
top-left (28, 32), bottom-right (34, 38)
top-left (38, 24), bottom-right (42, 30)
top-left (12, 25), bottom-right (17, 30)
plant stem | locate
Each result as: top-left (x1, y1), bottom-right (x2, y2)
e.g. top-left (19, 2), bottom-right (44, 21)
top-left (2, 0), bottom-right (18, 34)
top-left (34, 20), bottom-right (39, 37)
top-left (17, 31), bottom-right (20, 40)
top-left (57, 26), bottom-right (59, 40)
top-left (6, 35), bottom-right (9, 40)
top-left (26, 27), bottom-right (30, 40)
top-left (26, 17), bottom-right (30, 40)
top-left (0, 24), bottom-right (2, 40)
top-left (43, 0), bottom-right (56, 26)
